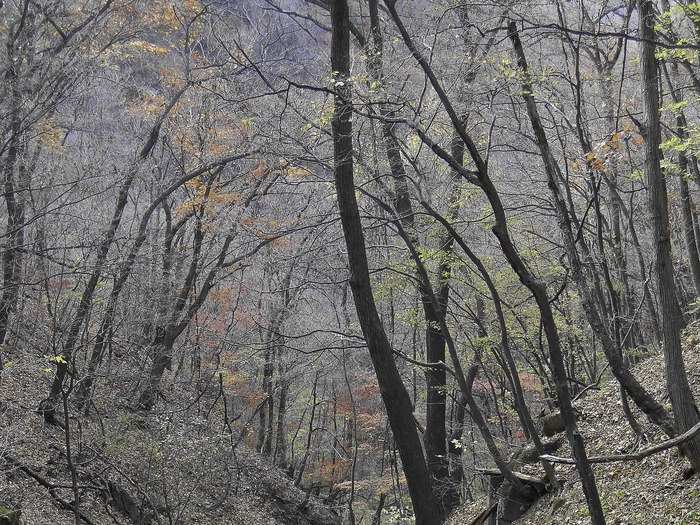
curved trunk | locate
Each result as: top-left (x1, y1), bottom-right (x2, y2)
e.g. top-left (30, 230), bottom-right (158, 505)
top-left (329, 4), bottom-right (443, 522)
top-left (366, 0), bottom-right (452, 494)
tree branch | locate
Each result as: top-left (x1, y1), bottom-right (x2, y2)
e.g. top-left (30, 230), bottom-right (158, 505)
top-left (541, 421), bottom-right (700, 464)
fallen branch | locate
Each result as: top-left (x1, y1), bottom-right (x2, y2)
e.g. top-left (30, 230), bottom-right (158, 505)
top-left (541, 421), bottom-right (700, 464)
top-left (467, 502), bottom-right (497, 525)
top-left (571, 364), bottom-right (609, 403)
top-left (3, 456), bottom-right (97, 524)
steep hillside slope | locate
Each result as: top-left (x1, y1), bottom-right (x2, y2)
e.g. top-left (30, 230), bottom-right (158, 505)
top-left (0, 351), bottom-right (340, 525)
top-left (451, 333), bottom-right (700, 524)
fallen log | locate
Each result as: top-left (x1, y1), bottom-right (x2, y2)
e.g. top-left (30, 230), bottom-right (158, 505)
top-left (467, 502), bottom-right (497, 525)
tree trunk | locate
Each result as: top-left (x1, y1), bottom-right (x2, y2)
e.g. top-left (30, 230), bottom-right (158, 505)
top-left (263, 346), bottom-right (275, 456)
top-left (366, 0), bottom-right (451, 497)
top-left (0, 123), bottom-right (25, 363)
top-left (329, 3), bottom-right (443, 522)
top-left (639, 0), bottom-right (700, 472)
top-left (137, 338), bottom-right (172, 410)
top-left (0, 27), bottom-right (30, 373)
top-left (507, 20), bottom-right (606, 523)
top-left (275, 353), bottom-right (289, 470)
top-left (678, 151), bottom-right (700, 297)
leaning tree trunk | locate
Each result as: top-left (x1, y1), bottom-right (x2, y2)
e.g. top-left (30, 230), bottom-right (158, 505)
top-left (137, 210), bottom-right (206, 410)
top-left (639, 0), bottom-right (700, 472)
top-left (41, 86), bottom-right (188, 416)
top-left (365, 0), bottom-right (452, 500)
top-left (381, 5), bottom-right (604, 520)
top-left (509, 19), bottom-right (676, 442)
top-left (329, 2), bottom-right (443, 522)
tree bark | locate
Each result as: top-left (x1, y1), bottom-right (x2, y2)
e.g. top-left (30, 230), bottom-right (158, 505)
top-left (639, 0), bottom-right (700, 472)
top-left (0, 65), bottom-right (27, 373)
top-left (0, 123), bottom-right (25, 360)
top-left (329, 3), bottom-right (443, 522)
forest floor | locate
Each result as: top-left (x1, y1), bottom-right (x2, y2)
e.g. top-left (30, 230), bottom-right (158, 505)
top-left (0, 350), bottom-right (339, 524)
top-left (3, 335), bottom-right (700, 525)
top-left (450, 329), bottom-right (700, 525)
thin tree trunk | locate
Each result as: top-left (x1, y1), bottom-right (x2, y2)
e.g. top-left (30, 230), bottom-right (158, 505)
top-left (366, 0), bottom-right (451, 496)
top-left (422, 202), bottom-right (557, 487)
top-left (368, 194), bottom-right (522, 491)
top-left (678, 151), bottom-right (700, 297)
top-left (275, 351), bottom-right (289, 470)
top-left (263, 346), bottom-right (275, 456)
top-left (41, 86), bottom-right (188, 415)
top-left (138, 205), bottom-right (206, 409)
